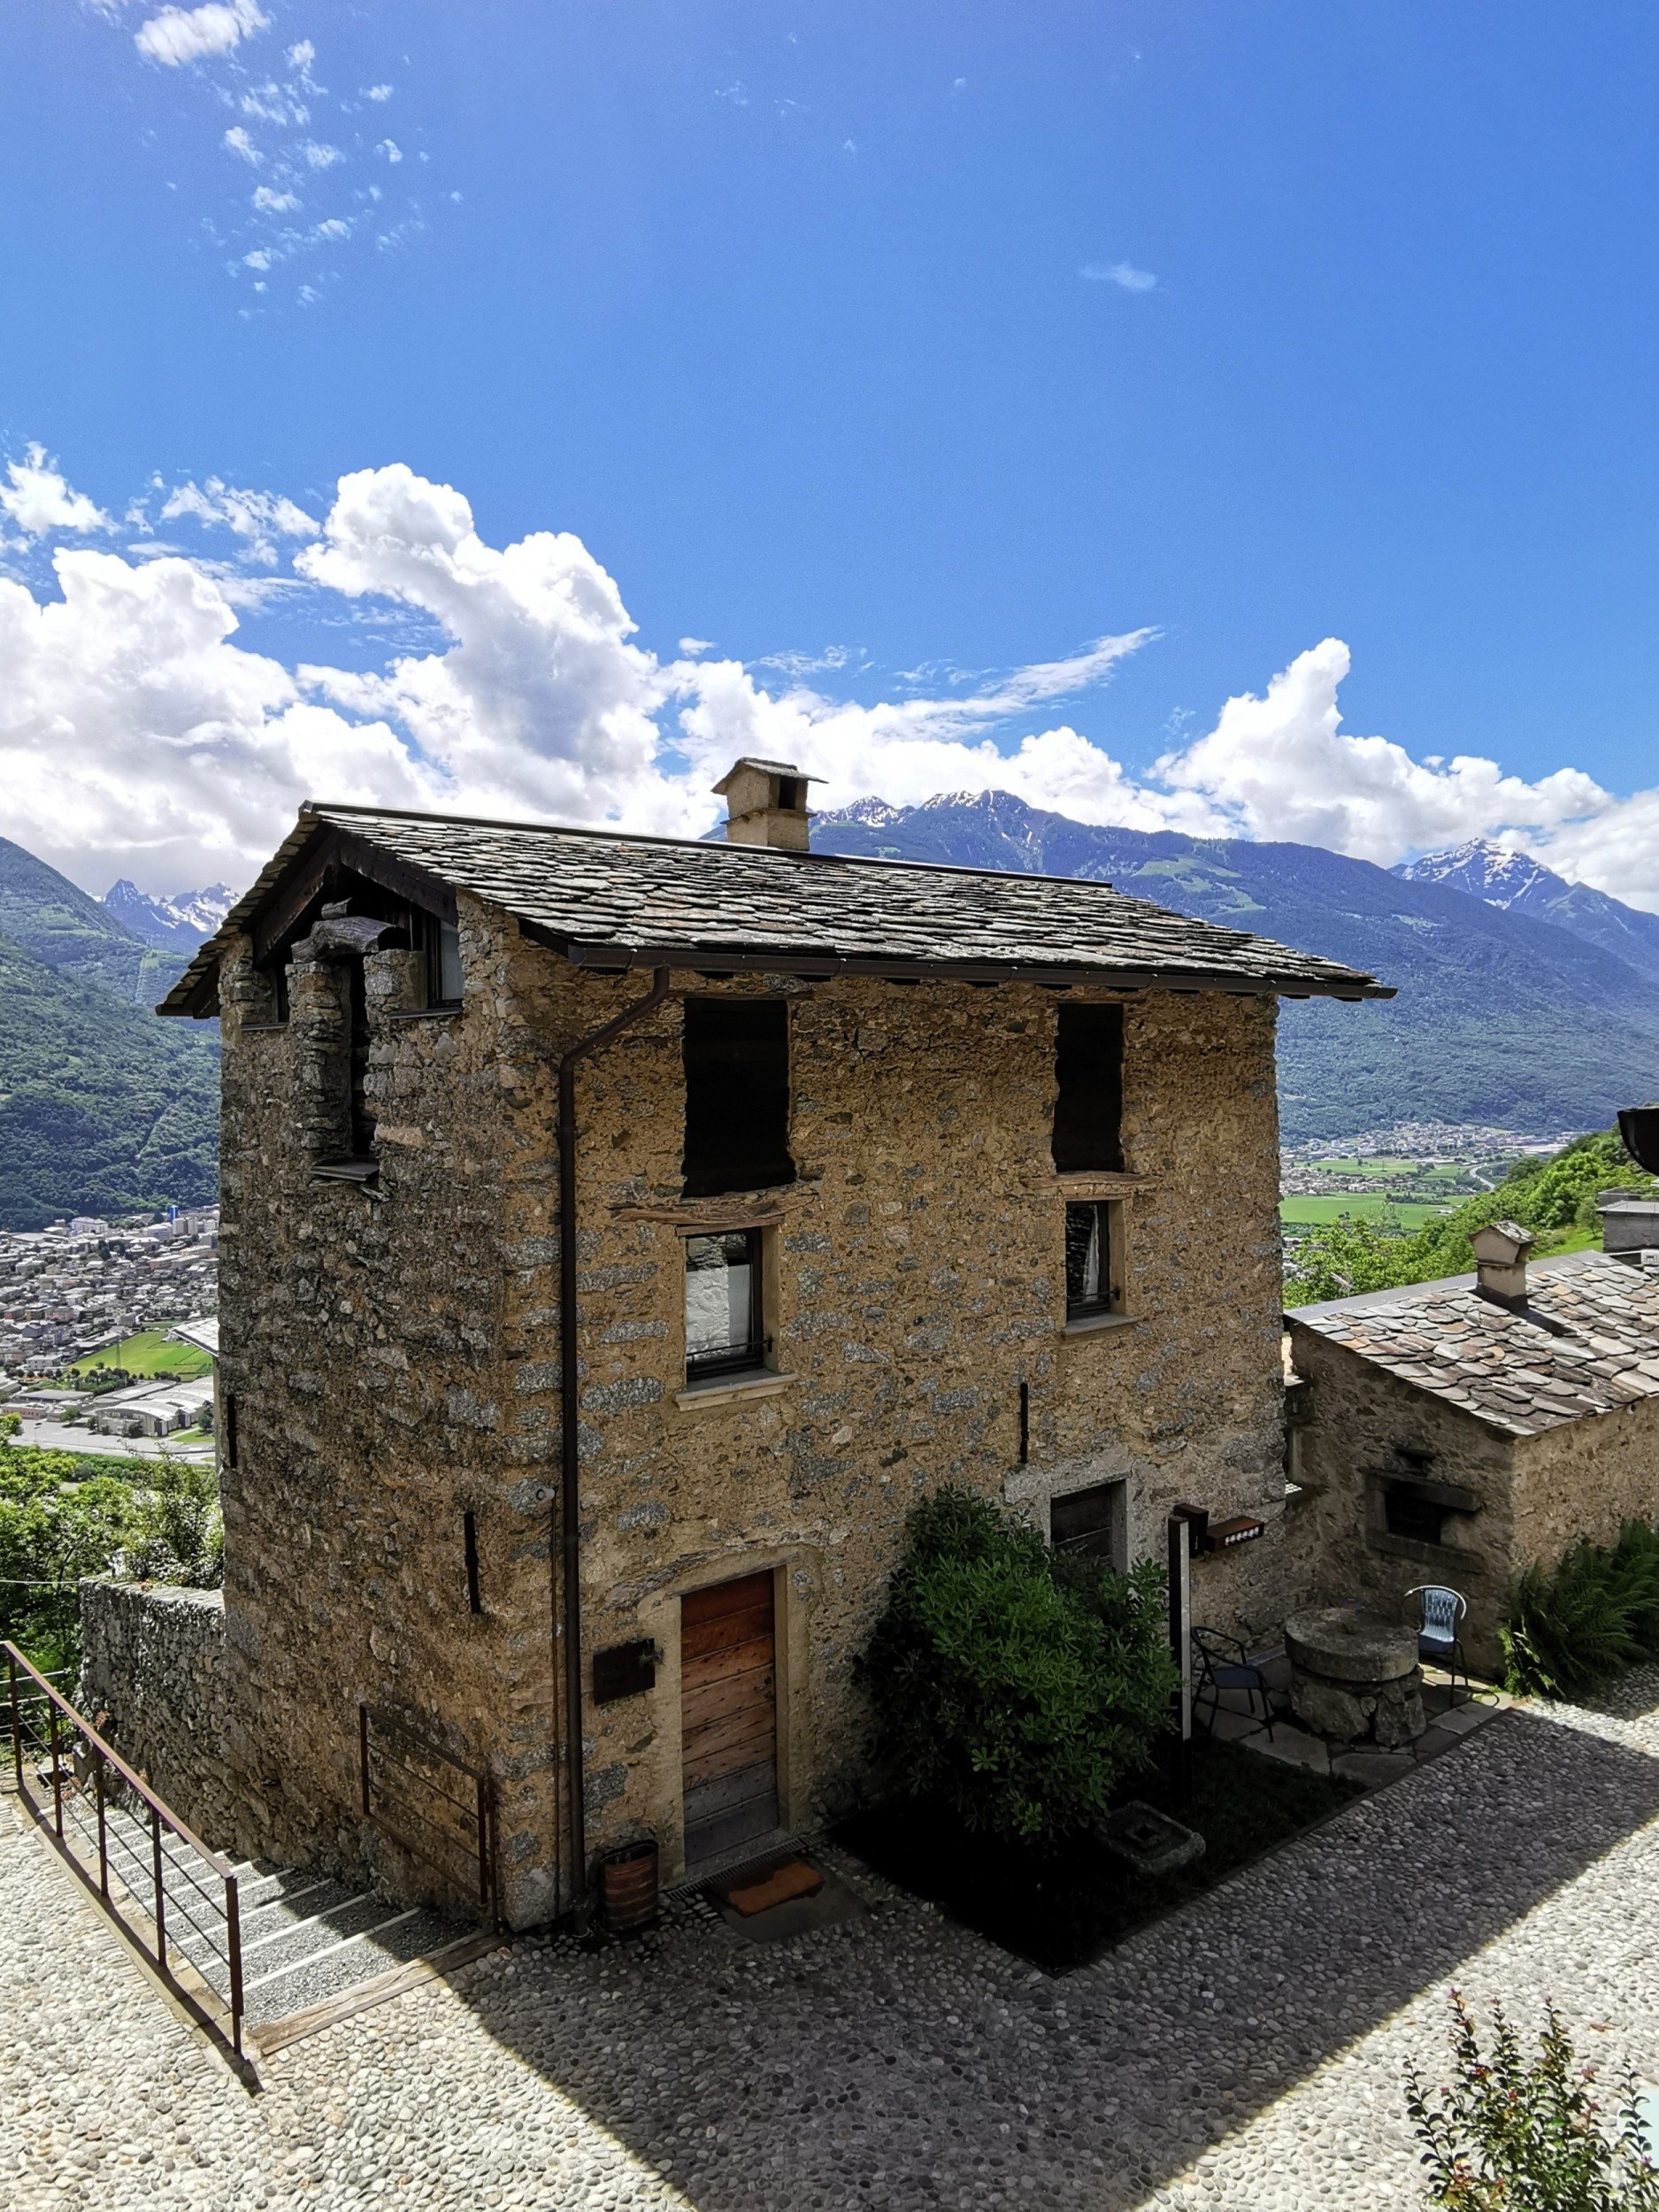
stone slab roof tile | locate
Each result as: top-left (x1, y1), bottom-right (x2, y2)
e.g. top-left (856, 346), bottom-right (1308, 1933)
top-left (157, 800), bottom-right (1391, 1016)
top-left (1288, 1251), bottom-right (1659, 1435)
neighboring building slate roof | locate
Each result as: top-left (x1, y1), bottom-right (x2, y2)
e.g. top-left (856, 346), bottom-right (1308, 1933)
top-left (160, 801), bottom-right (1390, 1014)
top-left (1287, 1250), bottom-right (1659, 1436)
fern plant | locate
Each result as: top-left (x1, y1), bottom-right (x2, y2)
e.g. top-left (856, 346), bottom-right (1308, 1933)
top-left (1502, 1522), bottom-right (1659, 1698)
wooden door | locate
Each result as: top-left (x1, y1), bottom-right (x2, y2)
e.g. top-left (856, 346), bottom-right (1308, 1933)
top-left (680, 1570), bottom-right (779, 1869)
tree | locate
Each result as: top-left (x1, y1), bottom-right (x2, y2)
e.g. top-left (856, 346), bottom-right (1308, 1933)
top-left (856, 1488), bottom-right (1177, 1848)
top-left (1404, 1990), bottom-right (1659, 2208)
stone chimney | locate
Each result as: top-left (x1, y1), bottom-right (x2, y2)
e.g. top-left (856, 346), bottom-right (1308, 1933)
top-left (1471, 1218), bottom-right (1533, 1306)
top-left (713, 758), bottom-right (819, 852)
top-left (1595, 1188), bottom-right (1659, 1265)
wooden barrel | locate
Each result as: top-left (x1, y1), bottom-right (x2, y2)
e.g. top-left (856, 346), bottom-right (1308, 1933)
top-left (598, 1838), bottom-right (658, 1932)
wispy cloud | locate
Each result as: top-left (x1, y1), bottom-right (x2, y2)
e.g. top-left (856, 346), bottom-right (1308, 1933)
top-left (134, 0), bottom-right (265, 67)
top-left (1080, 259), bottom-right (1158, 293)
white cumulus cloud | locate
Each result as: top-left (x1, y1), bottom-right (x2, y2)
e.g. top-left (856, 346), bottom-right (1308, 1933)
top-left (135, 0), bottom-right (265, 67)
top-left (2, 453), bottom-right (1655, 908)
top-left (0, 447), bottom-right (113, 537)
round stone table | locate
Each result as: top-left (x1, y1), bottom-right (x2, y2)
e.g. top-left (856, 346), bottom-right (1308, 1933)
top-left (1284, 1606), bottom-right (1427, 1747)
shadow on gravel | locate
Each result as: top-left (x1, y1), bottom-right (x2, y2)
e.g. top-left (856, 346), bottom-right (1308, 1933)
top-left (451, 1699), bottom-right (1659, 2212)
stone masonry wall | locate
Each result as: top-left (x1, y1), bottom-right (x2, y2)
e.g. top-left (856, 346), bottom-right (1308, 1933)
top-left (78, 1578), bottom-right (234, 1848)
top-left (217, 885), bottom-right (1321, 1917)
top-left (1283, 1325), bottom-right (1517, 1675)
top-left (1513, 1394), bottom-right (1659, 1586)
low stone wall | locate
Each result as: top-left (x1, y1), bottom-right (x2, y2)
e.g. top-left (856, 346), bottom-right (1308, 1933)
top-left (77, 1578), bottom-right (236, 1851)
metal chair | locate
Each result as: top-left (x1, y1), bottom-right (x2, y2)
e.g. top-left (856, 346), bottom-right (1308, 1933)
top-left (1190, 1625), bottom-right (1276, 1739)
top-left (1405, 1584), bottom-right (1471, 1705)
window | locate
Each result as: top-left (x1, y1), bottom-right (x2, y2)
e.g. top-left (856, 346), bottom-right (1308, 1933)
top-left (425, 913), bottom-right (464, 1007)
top-left (1052, 1002), bottom-right (1124, 1172)
top-left (685, 1231), bottom-right (767, 1379)
top-left (1383, 1480), bottom-right (1449, 1547)
top-left (682, 999), bottom-right (795, 1199)
top-left (1050, 1479), bottom-right (1127, 1570)
top-left (1064, 1200), bottom-right (1121, 1319)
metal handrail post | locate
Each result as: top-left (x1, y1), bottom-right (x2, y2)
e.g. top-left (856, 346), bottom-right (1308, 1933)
top-left (7, 1654), bottom-right (20, 1793)
top-left (95, 1748), bottom-right (109, 1901)
top-left (48, 1701), bottom-right (63, 1837)
top-left (150, 1803), bottom-right (166, 1968)
top-left (225, 1876), bottom-right (243, 2057)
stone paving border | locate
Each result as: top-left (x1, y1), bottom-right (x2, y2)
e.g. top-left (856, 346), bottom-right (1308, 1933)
top-left (6, 1671), bottom-right (1659, 2211)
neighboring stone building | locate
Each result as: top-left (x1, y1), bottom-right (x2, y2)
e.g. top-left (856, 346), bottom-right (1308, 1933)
top-left (158, 761), bottom-right (1385, 1925)
top-left (1286, 1205), bottom-right (1659, 1676)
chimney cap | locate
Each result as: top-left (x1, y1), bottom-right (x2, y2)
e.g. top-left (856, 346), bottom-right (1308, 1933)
top-left (1471, 1219), bottom-right (1534, 1264)
top-left (711, 757), bottom-right (824, 796)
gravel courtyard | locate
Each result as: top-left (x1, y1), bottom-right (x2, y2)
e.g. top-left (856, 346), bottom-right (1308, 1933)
top-left (7, 1676), bottom-right (1659, 2212)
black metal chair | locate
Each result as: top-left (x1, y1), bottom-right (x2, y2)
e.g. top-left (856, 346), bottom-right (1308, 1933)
top-left (1190, 1625), bottom-right (1276, 1739)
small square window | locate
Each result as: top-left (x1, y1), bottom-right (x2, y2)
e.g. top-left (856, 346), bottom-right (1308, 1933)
top-left (685, 1230), bottom-right (767, 1379)
top-left (1384, 1481), bottom-right (1448, 1547)
top-left (1064, 1200), bottom-right (1121, 1319)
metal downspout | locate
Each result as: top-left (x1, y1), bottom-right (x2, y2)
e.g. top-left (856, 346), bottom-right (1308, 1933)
top-left (557, 966), bottom-right (671, 1925)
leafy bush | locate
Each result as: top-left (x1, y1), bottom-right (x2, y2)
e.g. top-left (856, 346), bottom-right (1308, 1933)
top-left (856, 1488), bottom-right (1177, 1847)
top-left (1502, 1521), bottom-right (1659, 1699)
top-left (1404, 1989), bottom-right (1659, 2208)
top-left (126, 1457), bottom-right (223, 1588)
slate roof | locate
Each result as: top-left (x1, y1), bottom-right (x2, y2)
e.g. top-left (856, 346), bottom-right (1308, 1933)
top-left (159, 800), bottom-right (1389, 1015)
top-left (1287, 1251), bottom-right (1659, 1436)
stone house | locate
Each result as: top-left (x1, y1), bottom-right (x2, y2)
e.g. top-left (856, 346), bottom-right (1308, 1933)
top-left (158, 761), bottom-right (1384, 1925)
top-left (1285, 1203), bottom-right (1659, 1676)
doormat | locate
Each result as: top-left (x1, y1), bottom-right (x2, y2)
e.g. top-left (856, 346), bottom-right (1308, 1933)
top-left (716, 1857), bottom-right (823, 1916)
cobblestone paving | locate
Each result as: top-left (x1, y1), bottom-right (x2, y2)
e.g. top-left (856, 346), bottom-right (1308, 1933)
top-left (7, 1676), bottom-right (1659, 2211)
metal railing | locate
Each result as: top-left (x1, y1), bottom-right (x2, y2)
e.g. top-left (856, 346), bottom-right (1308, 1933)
top-left (358, 1701), bottom-right (495, 1924)
top-left (4, 1642), bottom-right (244, 2061)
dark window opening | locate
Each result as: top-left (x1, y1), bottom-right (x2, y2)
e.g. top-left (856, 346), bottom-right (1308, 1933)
top-left (682, 999), bottom-right (795, 1199)
top-left (346, 957), bottom-right (375, 1159)
top-left (222, 1391), bottom-right (238, 1471)
top-left (1052, 1002), bottom-right (1125, 1172)
top-left (776, 775), bottom-right (803, 811)
top-left (424, 912), bottom-right (464, 1007)
top-left (1064, 1200), bottom-right (1120, 1318)
top-left (685, 1230), bottom-right (767, 1379)
top-left (1050, 1479), bottom-right (1127, 1571)
top-left (463, 1509), bottom-right (481, 1613)
top-left (1383, 1480), bottom-right (1449, 1547)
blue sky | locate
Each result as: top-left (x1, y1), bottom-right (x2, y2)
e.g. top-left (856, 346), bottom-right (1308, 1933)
top-left (5, 2), bottom-right (1659, 899)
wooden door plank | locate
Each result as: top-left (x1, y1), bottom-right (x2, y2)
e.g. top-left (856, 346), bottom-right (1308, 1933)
top-left (681, 1634), bottom-right (775, 1692)
top-left (681, 1571), bottom-right (774, 1628)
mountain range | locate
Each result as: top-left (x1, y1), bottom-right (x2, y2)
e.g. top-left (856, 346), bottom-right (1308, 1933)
top-left (810, 797), bottom-right (1659, 1143)
top-left (4, 805), bottom-right (1658, 1226)
top-left (0, 841), bottom-right (219, 1230)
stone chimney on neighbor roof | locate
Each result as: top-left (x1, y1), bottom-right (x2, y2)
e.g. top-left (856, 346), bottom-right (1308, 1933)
top-left (1471, 1218), bottom-right (1534, 1307)
top-left (1595, 1187), bottom-right (1659, 1265)
top-left (714, 757), bottom-right (820, 852)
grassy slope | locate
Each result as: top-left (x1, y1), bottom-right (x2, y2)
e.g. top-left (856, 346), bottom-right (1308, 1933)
top-left (0, 931), bottom-right (219, 1229)
top-left (0, 838), bottom-right (180, 1008)
top-left (1280, 1194), bottom-right (1450, 1226)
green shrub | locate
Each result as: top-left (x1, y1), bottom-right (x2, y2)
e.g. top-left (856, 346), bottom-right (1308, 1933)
top-left (856, 1488), bottom-right (1177, 1848)
top-left (126, 1457), bottom-right (223, 1589)
top-left (1404, 1989), bottom-right (1659, 2208)
top-left (1501, 1522), bottom-right (1659, 1699)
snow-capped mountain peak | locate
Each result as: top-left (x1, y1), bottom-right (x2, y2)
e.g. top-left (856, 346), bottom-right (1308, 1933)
top-left (1394, 838), bottom-right (1556, 910)
top-left (102, 879), bottom-right (235, 954)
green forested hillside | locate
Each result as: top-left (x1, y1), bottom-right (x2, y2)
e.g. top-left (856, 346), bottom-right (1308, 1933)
top-left (0, 929), bottom-right (218, 1228)
top-left (0, 839), bottom-right (181, 1007)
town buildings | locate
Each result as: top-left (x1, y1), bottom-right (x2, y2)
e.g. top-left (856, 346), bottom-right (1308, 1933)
top-left (155, 760), bottom-right (1386, 1924)
top-left (0, 1208), bottom-right (218, 1381)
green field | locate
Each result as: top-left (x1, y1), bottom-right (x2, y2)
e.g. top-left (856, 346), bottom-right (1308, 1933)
top-left (71, 1329), bottom-right (213, 1381)
top-left (1308, 1157), bottom-right (1422, 1179)
top-left (1280, 1194), bottom-right (1453, 1229)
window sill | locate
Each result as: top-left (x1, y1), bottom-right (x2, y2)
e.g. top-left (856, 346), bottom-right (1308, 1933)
top-left (674, 1369), bottom-right (797, 1410)
top-left (388, 1007), bottom-right (463, 1021)
top-left (312, 1159), bottom-right (380, 1185)
top-left (239, 1020), bottom-right (288, 1032)
top-left (1060, 1310), bottom-right (1141, 1338)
